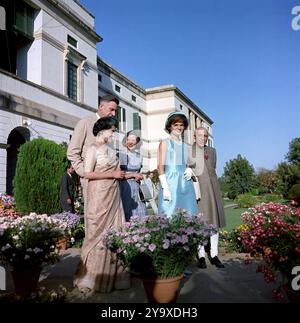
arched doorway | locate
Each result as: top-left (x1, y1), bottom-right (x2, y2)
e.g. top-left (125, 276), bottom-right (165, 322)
top-left (6, 127), bottom-right (30, 195)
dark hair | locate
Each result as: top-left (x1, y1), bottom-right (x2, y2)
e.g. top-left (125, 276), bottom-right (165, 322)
top-left (99, 94), bottom-right (119, 106)
top-left (65, 161), bottom-right (73, 171)
top-left (165, 114), bottom-right (188, 133)
top-left (93, 117), bottom-right (118, 136)
top-left (122, 130), bottom-right (141, 148)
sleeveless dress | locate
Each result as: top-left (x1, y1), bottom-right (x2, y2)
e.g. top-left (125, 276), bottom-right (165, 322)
top-left (158, 139), bottom-right (198, 218)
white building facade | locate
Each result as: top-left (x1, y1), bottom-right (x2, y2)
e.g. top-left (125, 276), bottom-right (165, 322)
top-left (0, 0), bottom-right (213, 195)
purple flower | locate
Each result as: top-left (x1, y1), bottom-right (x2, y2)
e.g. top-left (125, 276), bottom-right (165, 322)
top-left (163, 239), bottom-right (170, 249)
top-left (148, 244), bottom-right (156, 252)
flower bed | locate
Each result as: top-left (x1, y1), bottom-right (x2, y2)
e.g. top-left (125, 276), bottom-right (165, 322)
top-left (0, 213), bottom-right (67, 270)
top-left (0, 194), bottom-right (20, 218)
top-left (104, 209), bottom-right (216, 279)
top-left (238, 202), bottom-right (300, 298)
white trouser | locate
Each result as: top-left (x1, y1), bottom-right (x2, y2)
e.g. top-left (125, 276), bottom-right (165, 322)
top-left (198, 232), bottom-right (219, 258)
top-left (146, 199), bottom-right (158, 214)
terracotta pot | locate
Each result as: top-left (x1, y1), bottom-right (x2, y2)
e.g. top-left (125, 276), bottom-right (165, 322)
top-left (142, 274), bottom-right (184, 303)
top-left (11, 268), bottom-right (41, 297)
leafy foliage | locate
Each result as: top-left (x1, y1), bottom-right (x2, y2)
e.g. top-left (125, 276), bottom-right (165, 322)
top-left (286, 137), bottom-right (300, 166)
top-left (13, 138), bottom-right (68, 214)
top-left (288, 183), bottom-right (300, 206)
top-left (256, 168), bottom-right (279, 194)
top-left (235, 193), bottom-right (258, 208)
top-left (276, 162), bottom-right (300, 198)
top-left (223, 154), bottom-right (256, 199)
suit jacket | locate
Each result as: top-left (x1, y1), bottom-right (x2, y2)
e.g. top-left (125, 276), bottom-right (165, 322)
top-left (67, 114), bottom-right (98, 177)
top-left (60, 172), bottom-right (75, 212)
top-left (188, 143), bottom-right (226, 228)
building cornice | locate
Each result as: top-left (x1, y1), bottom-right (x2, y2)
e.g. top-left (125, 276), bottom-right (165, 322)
top-left (45, 0), bottom-right (102, 43)
top-left (146, 85), bottom-right (214, 125)
top-left (34, 31), bottom-right (98, 72)
top-left (0, 69), bottom-right (96, 114)
top-left (97, 57), bottom-right (146, 97)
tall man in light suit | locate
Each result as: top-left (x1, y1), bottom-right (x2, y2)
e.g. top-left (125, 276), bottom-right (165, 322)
top-left (185, 127), bottom-right (226, 268)
top-left (67, 94), bottom-right (119, 234)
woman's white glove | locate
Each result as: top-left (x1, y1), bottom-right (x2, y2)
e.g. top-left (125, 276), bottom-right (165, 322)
top-left (183, 168), bottom-right (193, 180)
top-left (159, 174), bottom-right (172, 201)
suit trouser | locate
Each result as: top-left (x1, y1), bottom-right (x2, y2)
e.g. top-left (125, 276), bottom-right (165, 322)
top-left (198, 232), bottom-right (219, 258)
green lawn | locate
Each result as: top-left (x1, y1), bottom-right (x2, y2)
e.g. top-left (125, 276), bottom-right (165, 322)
top-left (223, 207), bottom-right (248, 232)
top-left (222, 199), bottom-right (235, 207)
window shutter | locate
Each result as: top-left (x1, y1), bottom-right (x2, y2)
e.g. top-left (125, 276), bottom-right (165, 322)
top-left (133, 112), bottom-right (139, 130)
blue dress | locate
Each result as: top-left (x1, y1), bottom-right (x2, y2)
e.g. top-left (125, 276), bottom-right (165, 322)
top-left (118, 150), bottom-right (147, 221)
top-left (158, 139), bottom-right (198, 218)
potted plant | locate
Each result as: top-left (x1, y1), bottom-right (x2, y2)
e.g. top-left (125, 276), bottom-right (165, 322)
top-left (238, 202), bottom-right (300, 302)
top-left (51, 212), bottom-right (81, 250)
top-left (0, 213), bottom-right (67, 297)
top-left (104, 209), bottom-right (216, 302)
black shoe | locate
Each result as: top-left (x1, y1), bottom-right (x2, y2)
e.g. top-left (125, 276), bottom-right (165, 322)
top-left (197, 257), bottom-right (207, 269)
top-left (210, 256), bottom-right (225, 268)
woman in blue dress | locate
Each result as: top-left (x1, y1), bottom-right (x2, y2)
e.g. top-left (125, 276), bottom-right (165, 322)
top-left (158, 112), bottom-right (198, 218)
top-left (118, 130), bottom-right (147, 221)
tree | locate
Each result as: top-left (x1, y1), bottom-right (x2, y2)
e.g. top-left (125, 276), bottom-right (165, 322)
top-left (276, 162), bottom-right (300, 198)
top-left (13, 138), bottom-right (67, 214)
top-left (256, 168), bottom-right (278, 194)
top-left (286, 137), bottom-right (300, 166)
top-left (223, 154), bottom-right (256, 199)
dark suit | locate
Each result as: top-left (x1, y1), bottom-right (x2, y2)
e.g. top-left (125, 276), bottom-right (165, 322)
top-left (60, 172), bottom-right (75, 212)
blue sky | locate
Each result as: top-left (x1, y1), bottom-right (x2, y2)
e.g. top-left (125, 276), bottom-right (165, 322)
top-left (81, 0), bottom-right (300, 176)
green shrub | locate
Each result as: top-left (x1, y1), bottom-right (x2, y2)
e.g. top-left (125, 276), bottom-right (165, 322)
top-left (262, 194), bottom-right (282, 203)
top-left (13, 138), bottom-right (67, 214)
top-left (235, 193), bottom-right (258, 208)
top-left (288, 183), bottom-right (300, 204)
top-left (249, 188), bottom-right (259, 196)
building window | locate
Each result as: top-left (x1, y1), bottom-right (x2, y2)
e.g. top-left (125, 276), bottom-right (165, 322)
top-left (115, 85), bottom-right (121, 93)
top-left (67, 35), bottom-right (77, 48)
top-left (14, 1), bottom-right (34, 38)
top-left (180, 104), bottom-right (183, 110)
top-left (98, 74), bottom-right (102, 82)
top-left (117, 107), bottom-right (126, 132)
top-left (67, 61), bottom-right (78, 100)
top-left (131, 95), bottom-right (136, 102)
top-left (64, 47), bottom-right (86, 103)
top-left (133, 112), bottom-right (141, 130)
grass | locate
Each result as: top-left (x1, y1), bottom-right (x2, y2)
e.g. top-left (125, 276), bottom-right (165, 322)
top-left (223, 207), bottom-right (247, 232)
top-left (222, 198), bottom-right (236, 207)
